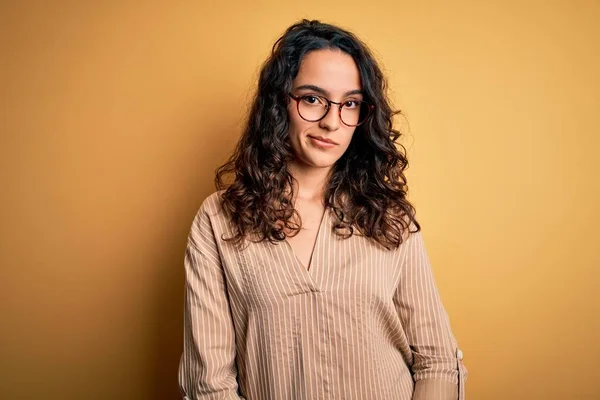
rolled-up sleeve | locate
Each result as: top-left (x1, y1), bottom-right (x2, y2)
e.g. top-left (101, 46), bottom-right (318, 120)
top-left (178, 205), bottom-right (245, 400)
top-left (394, 230), bottom-right (468, 400)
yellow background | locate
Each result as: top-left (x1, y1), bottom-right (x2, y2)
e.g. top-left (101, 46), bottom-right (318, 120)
top-left (1, 1), bottom-right (599, 399)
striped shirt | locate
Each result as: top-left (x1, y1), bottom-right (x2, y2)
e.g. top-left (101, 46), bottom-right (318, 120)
top-left (178, 191), bottom-right (467, 399)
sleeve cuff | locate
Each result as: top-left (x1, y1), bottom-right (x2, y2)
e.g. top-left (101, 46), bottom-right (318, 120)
top-left (182, 392), bottom-right (245, 400)
top-left (413, 379), bottom-right (458, 400)
top-left (457, 348), bottom-right (467, 400)
top-left (413, 348), bottom-right (468, 400)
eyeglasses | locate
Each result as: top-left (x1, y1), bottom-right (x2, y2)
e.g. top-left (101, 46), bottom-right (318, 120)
top-left (288, 93), bottom-right (374, 127)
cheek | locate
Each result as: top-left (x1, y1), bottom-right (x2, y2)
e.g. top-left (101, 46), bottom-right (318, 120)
top-left (287, 101), bottom-right (304, 124)
top-left (287, 110), bottom-right (310, 141)
top-left (287, 105), bottom-right (300, 137)
top-left (340, 128), bottom-right (357, 150)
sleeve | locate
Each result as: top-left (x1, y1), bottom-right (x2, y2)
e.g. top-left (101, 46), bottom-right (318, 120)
top-left (393, 230), bottom-right (468, 400)
top-left (178, 205), bottom-right (245, 400)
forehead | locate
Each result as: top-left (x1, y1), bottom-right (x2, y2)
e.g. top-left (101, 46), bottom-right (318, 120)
top-left (293, 49), bottom-right (361, 94)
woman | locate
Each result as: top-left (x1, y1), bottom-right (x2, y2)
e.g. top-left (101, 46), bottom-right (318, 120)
top-left (178, 19), bottom-right (467, 400)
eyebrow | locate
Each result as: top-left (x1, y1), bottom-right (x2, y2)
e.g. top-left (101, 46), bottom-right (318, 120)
top-left (294, 84), bottom-right (363, 97)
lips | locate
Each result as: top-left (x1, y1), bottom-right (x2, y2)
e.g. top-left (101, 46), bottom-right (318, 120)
top-left (308, 135), bottom-right (338, 145)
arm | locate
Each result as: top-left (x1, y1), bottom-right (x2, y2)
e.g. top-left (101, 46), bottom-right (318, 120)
top-left (178, 205), bottom-right (245, 400)
top-left (394, 230), bottom-right (468, 400)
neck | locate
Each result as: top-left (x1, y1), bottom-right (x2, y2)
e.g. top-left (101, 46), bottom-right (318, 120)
top-left (287, 161), bottom-right (331, 204)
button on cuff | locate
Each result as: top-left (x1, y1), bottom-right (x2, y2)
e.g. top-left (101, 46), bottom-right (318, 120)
top-left (456, 348), bottom-right (464, 361)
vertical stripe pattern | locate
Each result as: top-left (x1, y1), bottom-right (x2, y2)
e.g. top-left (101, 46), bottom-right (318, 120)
top-left (178, 191), bottom-right (467, 399)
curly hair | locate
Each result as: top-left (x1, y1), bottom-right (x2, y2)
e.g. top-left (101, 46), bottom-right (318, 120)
top-left (215, 19), bottom-right (420, 250)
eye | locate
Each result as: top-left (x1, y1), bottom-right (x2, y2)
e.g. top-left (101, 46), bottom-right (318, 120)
top-left (301, 95), bottom-right (321, 105)
top-left (343, 100), bottom-right (361, 109)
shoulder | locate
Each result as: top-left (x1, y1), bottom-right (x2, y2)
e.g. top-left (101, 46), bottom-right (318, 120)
top-left (189, 190), bottom-right (228, 232)
top-left (397, 213), bottom-right (421, 245)
top-left (187, 190), bottom-right (228, 246)
top-left (197, 190), bottom-right (226, 217)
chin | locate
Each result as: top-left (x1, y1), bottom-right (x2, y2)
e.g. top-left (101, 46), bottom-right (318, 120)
top-left (303, 154), bottom-right (339, 169)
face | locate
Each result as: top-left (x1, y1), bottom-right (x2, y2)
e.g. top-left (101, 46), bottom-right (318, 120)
top-left (287, 49), bottom-right (362, 171)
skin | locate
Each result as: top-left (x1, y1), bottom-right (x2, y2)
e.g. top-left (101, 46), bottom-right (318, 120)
top-left (285, 49), bottom-right (362, 269)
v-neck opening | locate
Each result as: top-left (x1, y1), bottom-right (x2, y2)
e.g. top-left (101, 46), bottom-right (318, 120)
top-left (284, 207), bottom-right (328, 273)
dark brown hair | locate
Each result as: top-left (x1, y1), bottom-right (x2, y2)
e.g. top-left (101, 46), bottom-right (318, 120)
top-left (215, 19), bottom-right (420, 249)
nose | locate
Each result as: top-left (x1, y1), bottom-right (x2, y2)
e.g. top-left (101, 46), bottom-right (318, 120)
top-left (318, 105), bottom-right (341, 132)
